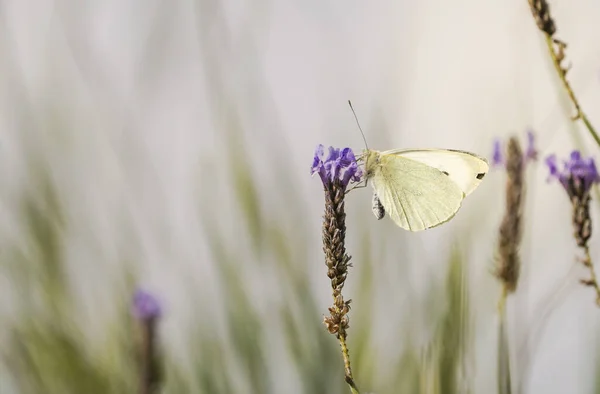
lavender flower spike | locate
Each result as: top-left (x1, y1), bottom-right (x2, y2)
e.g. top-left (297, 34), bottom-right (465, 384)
top-left (547, 150), bottom-right (600, 305)
top-left (311, 144), bottom-right (363, 191)
top-left (546, 151), bottom-right (600, 197)
top-left (311, 143), bottom-right (362, 392)
top-left (132, 289), bottom-right (162, 321)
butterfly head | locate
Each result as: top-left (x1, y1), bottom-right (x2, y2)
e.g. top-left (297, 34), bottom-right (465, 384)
top-left (363, 149), bottom-right (380, 178)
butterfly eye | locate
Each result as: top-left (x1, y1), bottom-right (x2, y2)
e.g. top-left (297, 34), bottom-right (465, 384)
top-left (476, 172), bottom-right (486, 179)
top-left (442, 171), bottom-right (450, 176)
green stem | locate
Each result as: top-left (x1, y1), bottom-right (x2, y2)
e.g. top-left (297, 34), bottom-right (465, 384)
top-left (580, 246), bottom-right (600, 307)
top-left (497, 287), bottom-right (512, 394)
top-left (544, 35), bottom-right (600, 148)
top-left (338, 327), bottom-right (360, 393)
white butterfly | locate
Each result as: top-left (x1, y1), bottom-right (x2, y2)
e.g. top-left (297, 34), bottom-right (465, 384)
top-left (360, 148), bottom-right (489, 231)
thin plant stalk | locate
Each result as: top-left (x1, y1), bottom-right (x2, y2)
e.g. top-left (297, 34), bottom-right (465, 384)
top-left (132, 290), bottom-right (162, 394)
top-left (497, 288), bottom-right (513, 394)
top-left (527, 0), bottom-right (600, 147)
top-left (493, 136), bottom-right (530, 394)
top-left (580, 247), bottom-right (600, 295)
top-left (543, 36), bottom-right (600, 147)
top-left (139, 318), bottom-right (159, 394)
top-left (339, 334), bottom-right (359, 394)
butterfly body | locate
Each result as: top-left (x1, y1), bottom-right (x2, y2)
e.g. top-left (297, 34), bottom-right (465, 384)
top-left (371, 192), bottom-right (385, 220)
top-left (362, 148), bottom-right (488, 231)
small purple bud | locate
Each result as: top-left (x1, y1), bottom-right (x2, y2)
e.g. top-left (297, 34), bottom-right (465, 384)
top-left (492, 139), bottom-right (503, 167)
top-left (545, 154), bottom-right (559, 177)
top-left (132, 289), bottom-right (162, 320)
top-left (525, 130), bottom-right (538, 162)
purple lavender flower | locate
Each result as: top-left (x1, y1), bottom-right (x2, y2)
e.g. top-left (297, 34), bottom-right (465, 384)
top-left (547, 151), bottom-right (600, 302)
top-left (493, 130), bottom-right (538, 168)
top-left (132, 289), bottom-right (162, 320)
top-left (311, 145), bottom-right (363, 190)
top-left (546, 151), bottom-right (600, 197)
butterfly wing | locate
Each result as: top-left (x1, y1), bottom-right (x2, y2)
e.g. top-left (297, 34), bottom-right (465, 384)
top-left (381, 148), bottom-right (489, 196)
top-left (370, 153), bottom-right (465, 231)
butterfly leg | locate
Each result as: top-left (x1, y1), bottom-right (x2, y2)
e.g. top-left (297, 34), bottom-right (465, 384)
top-left (345, 178), bottom-right (369, 194)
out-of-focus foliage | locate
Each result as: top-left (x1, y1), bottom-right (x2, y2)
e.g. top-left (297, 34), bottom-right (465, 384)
top-left (2, 146), bottom-right (475, 393)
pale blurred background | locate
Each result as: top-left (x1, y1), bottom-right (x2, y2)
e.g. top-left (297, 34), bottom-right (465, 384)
top-left (1, 0), bottom-right (600, 393)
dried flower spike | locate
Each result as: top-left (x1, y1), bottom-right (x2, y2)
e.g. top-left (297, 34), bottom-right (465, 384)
top-left (493, 134), bottom-right (535, 394)
top-left (312, 144), bottom-right (362, 393)
top-left (527, 0), bottom-right (556, 36)
top-left (546, 151), bottom-right (600, 305)
top-left (495, 137), bottom-right (525, 294)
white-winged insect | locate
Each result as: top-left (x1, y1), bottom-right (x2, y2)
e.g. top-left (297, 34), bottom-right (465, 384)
top-left (348, 101), bottom-right (489, 232)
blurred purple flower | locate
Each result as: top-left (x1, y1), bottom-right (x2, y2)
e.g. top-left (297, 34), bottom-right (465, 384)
top-left (311, 145), bottom-right (363, 190)
top-left (525, 130), bottom-right (538, 162)
top-left (546, 151), bottom-right (600, 197)
top-left (492, 130), bottom-right (538, 168)
top-left (132, 289), bottom-right (162, 320)
top-left (492, 139), bottom-right (503, 167)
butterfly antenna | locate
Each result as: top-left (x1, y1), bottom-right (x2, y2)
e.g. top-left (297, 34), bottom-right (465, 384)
top-left (348, 100), bottom-right (369, 150)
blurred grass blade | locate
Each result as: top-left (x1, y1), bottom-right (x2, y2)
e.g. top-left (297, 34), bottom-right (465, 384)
top-left (497, 315), bottom-right (512, 394)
